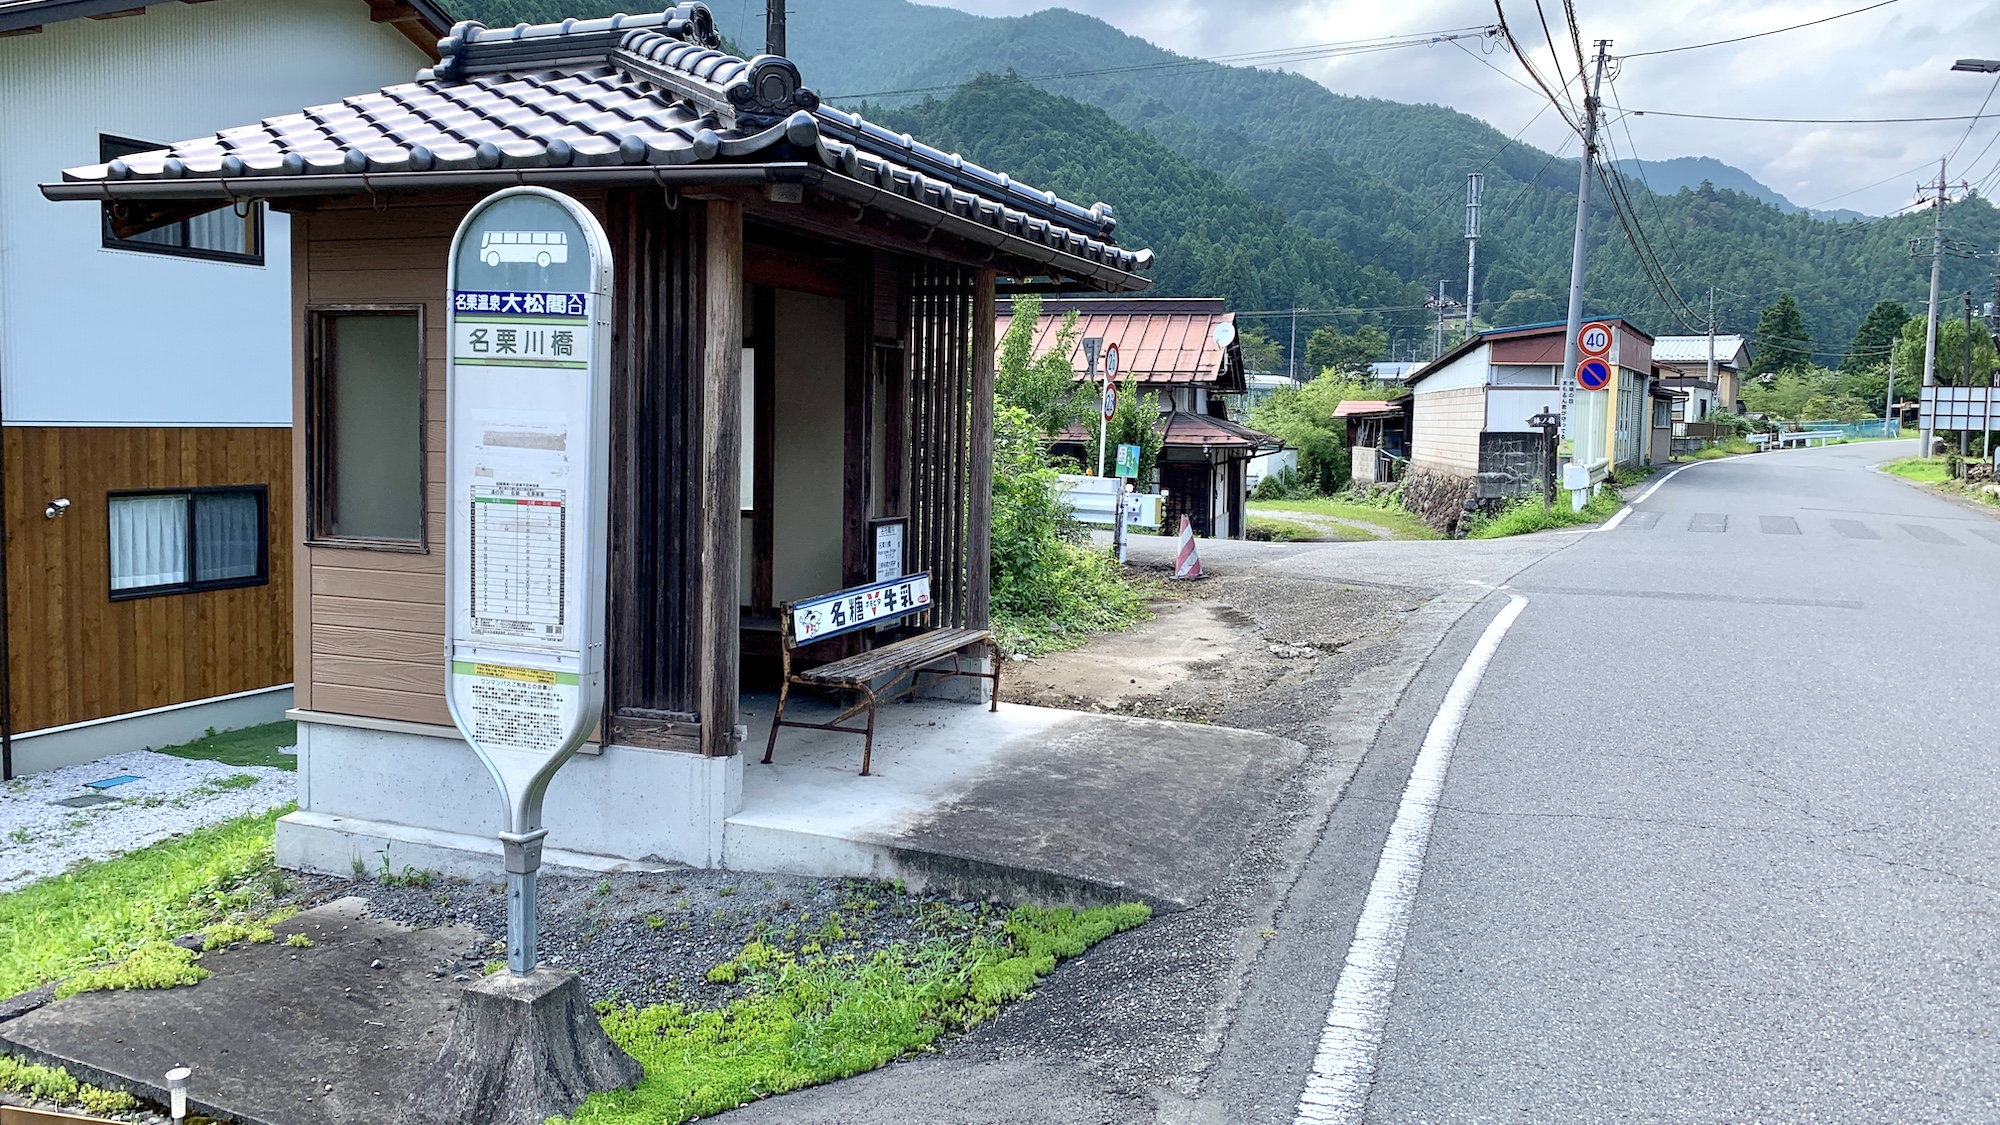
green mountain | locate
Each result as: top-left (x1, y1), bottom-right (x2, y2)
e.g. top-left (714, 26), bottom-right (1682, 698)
top-left (1611, 157), bottom-right (1869, 223)
top-left (447, 0), bottom-right (2000, 364)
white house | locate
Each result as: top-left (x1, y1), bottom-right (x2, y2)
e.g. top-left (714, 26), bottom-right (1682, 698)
top-left (0, 0), bottom-right (451, 776)
top-left (1653, 334), bottom-right (1750, 415)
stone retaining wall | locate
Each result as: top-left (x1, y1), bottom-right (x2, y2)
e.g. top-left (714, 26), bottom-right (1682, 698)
top-left (1401, 471), bottom-right (1474, 537)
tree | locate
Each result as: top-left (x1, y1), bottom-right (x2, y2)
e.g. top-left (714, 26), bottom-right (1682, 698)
top-left (1751, 294), bottom-right (1813, 374)
top-left (1842, 300), bottom-right (1909, 372)
top-left (996, 295), bottom-right (1091, 437)
top-left (1237, 323), bottom-right (1284, 376)
top-left (1249, 371), bottom-right (1400, 493)
top-left (1303, 324), bottom-right (1388, 377)
top-left (1891, 314), bottom-right (1998, 388)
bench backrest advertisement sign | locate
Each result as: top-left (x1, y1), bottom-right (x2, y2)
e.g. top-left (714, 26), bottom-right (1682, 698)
top-left (444, 187), bottom-right (612, 859)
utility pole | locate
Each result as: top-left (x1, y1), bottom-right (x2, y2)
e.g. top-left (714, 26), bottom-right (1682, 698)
top-left (765, 0), bottom-right (786, 56)
top-left (1886, 349), bottom-right (1897, 438)
top-left (1559, 39), bottom-right (1612, 472)
top-left (1424, 281), bottom-right (1461, 360)
top-left (1464, 173), bottom-right (1483, 338)
top-left (1288, 307), bottom-right (1301, 385)
top-left (1965, 291), bottom-right (1975, 456)
top-left (1921, 159), bottom-right (1946, 457)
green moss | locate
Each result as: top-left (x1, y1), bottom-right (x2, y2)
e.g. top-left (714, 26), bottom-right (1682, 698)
top-left (201, 921), bottom-right (278, 951)
top-left (0, 805), bottom-right (290, 998)
top-left (285, 933), bottom-right (315, 949)
top-left (567, 903), bottom-right (1150, 1125)
top-left (0, 1054), bottom-right (138, 1116)
top-left (55, 941), bottom-right (208, 999)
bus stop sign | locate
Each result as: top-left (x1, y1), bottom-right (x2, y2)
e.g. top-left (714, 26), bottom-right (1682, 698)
top-left (445, 187), bottom-right (612, 975)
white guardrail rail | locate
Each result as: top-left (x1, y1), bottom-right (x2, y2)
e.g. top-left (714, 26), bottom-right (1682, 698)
top-left (1057, 474), bottom-right (1163, 529)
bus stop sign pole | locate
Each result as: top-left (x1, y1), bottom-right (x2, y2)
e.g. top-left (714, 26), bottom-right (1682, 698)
top-left (444, 187), bottom-right (613, 974)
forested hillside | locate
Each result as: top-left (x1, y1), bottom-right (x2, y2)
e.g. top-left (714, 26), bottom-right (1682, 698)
top-left (447, 0), bottom-right (2000, 362)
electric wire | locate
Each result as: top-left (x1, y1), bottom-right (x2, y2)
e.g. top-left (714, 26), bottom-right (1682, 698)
top-left (1627, 109), bottom-right (1993, 124)
top-left (1619, 0), bottom-right (1903, 60)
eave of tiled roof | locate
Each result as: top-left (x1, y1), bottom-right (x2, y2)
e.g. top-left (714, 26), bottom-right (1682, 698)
top-left (39, 3), bottom-right (1150, 288)
top-left (0, 0), bottom-right (454, 47)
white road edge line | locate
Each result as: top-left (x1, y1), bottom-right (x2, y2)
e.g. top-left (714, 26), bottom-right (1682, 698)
top-left (1553, 458), bottom-right (1712, 534)
top-left (1292, 594), bottom-right (1529, 1125)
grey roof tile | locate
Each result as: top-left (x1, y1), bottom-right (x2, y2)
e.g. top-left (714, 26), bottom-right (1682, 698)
top-left (56, 1), bottom-right (1148, 278)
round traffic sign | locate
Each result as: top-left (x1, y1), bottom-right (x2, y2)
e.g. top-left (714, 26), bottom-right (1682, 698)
top-left (1102, 382), bottom-right (1117, 420)
top-left (1104, 342), bottom-right (1120, 378)
top-left (1575, 357), bottom-right (1612, 391)
top-left (1577, 320), bottom-right (1613, 358)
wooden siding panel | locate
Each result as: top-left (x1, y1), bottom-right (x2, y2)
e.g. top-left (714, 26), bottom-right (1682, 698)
top-left (4, 427), bottom-right (291, 733)
top-left (311, 594), bottom-right (445, 634)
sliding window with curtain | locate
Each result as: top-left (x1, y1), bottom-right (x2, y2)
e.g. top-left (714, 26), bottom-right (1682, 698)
top-left (107, 487), bottom-right (268, 599)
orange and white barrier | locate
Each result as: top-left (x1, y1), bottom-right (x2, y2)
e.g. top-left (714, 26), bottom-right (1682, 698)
top-left (1172, 516), bottom-right (1203, 580)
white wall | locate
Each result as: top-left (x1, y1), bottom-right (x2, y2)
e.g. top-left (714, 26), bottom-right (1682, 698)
top-left (0, 0), bottom-right (432, 426)
top-left (1486, 387), bottom-right (1561, 434)
top-left (771, 289), bottom-right (846, 604)
top-left (1407, 344), bottom-right (1489, 395)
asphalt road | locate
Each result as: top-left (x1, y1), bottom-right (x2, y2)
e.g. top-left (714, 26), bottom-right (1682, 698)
top-left (1365, 439), bottom-right (2000, 1122)
top-left (723, 440), bottom-right (2000, 1123)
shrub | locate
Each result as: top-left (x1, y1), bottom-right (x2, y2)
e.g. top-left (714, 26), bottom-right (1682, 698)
top-left (1251, 465), bottom-right (1320, 501)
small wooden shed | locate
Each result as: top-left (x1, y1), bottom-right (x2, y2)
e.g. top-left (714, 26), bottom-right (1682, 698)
top-left (44, 4), bottom-right (1152, 871)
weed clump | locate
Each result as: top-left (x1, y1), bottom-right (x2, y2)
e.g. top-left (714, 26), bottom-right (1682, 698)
top-left (0, 1055), bottom-right (137, 1115)
top-left (56, 941), bottom-right (208, 999)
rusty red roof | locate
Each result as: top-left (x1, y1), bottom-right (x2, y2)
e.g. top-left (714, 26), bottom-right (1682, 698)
top-left (998, 297), bottom-right (1244, 389)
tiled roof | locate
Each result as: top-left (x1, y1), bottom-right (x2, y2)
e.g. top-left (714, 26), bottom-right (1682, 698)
top-left (1652, 335), bottom-right (1748, 364)
top-left (0, 0), bottom-right (454, 43)
top-left (44, 3), bottom-right (1149, 287)
top-left (998, 297), bottom-right (1239, 387)
top-left (1055, 410), bottom-right (1279, 451)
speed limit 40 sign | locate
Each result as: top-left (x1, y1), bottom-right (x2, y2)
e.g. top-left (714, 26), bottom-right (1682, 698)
top-left (1577, 321), bottom-right (1613, 358)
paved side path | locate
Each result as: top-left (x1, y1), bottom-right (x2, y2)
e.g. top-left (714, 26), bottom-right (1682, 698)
top-left (1363, 440), bottom-right (2000, 1121)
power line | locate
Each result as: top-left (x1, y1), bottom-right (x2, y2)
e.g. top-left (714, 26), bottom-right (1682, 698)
top-left (826, 25), bottom-right (1495, 101)
top-left (1619, 0), bottom-right (1903, 60)
top-left (1627, 109), bottom-right (1993, 124)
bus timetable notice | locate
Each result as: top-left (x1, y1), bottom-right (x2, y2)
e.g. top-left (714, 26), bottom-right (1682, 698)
top-left (470, 484), bottom-right (567, 644)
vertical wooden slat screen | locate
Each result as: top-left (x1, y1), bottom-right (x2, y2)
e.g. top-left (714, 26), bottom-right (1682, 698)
top-left (606, 189), bottom-right (707, 748)
top-left (905, 263), bottom-right (975, 630)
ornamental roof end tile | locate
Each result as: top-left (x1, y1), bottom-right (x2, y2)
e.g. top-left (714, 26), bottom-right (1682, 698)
top-left (52, 2), bottom-right (1147, 281)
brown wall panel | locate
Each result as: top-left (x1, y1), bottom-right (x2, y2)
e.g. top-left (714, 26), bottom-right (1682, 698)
top-left (4, 426), bottom-right (292, 733)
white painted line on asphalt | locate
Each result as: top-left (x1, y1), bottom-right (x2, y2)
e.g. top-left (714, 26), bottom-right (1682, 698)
top-left (1292, 594), bottom-right (1529, 1125)
top-left (1601, 506), bottom-right (1632, 530)
top-left (1633, 459), bottom-right (1703, 505)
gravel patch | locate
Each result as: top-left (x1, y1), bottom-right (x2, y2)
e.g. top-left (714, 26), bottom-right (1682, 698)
top-left (304, 867), bottom-right (1003, 1010)
top-left (0, 751), bottom-right (295, 893)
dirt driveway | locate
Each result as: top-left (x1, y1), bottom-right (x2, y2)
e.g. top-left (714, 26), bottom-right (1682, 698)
top-left (1000, 563), bottom-right (1430, 731)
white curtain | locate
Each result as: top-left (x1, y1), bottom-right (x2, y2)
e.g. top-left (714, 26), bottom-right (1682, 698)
top-left (195, 492), bottom-right (260, 581)
top-left (186, 206), bottom-right (249, 254)
top-left (109, 495), bottom-right (188, 591)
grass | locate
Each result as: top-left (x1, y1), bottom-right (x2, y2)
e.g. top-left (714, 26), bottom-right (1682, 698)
top-left (0, 804), bottom-right (290, 998)
top-left (1249, 496), bottom-right (1442, 541)
top-left (1245, 514), bottom-right (1324, 542)
top-left (1687, 437), bottom-right (1759, 460)
top-left (568, 903), bottom-right (1150, 1125)
top-left (1882, 456), bottom-right (1951, 483)
top-left (1465, 484), bottom-right (1626, 539)
top-left (153, 720), bottom-right (298, 771)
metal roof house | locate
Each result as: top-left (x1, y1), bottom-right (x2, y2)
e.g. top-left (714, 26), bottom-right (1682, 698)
top-left (1402, 319), bottom-right (1660, 531)
top-left (43, 4), bottom-right (1152, 873)
top-left (999, 297), bottom-right (1276, 538)
top-left (0, 0), bottom-right (454, 778)
top-left (1653, 334), bottom-right (1750, 414)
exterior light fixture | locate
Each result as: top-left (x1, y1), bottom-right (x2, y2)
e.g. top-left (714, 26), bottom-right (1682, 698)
top-left (1952, 59), bottom-right (2000, 72)
top-left (166, 1066), bottom-right (191, 1122)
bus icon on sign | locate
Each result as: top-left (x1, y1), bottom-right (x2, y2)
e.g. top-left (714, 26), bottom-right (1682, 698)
top-left (481, 231), bottom-right (569, 268)
top-left (1578, 321), bottom-right (1613, 358)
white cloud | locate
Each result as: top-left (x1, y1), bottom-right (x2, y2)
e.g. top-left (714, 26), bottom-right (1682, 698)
top-left (918, 0), bottom-right (2000, 215)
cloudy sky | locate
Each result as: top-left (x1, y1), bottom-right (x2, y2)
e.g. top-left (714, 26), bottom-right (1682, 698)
top-left (924, 0), bottom-right (2000, 216)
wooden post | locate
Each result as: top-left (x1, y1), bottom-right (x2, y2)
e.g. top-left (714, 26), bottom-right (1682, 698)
top-left (842, 249), bottom-right (876, 588)
top-left (699, 200), bottom-right (743, 757)
top-left (751, 285), bottom-right (776, 612)
top-left (967, 270), bottom-right (995, 630)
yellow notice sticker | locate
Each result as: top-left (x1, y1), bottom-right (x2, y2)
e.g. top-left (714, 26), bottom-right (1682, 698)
top-left (471, 663), bottom-right (557, 684)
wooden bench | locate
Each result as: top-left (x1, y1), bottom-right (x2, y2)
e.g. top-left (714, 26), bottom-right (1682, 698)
top-left (761, 572), bottom-right (1000, 775)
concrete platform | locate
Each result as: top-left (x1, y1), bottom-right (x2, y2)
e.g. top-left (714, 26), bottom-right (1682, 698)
top-left (0, 898), bottom-right (486, 1125)
top-left (729, 695), bottom-right (1309, 910)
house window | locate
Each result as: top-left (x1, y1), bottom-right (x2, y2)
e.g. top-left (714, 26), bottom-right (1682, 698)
top-left (308, 308), bottom-right (426, 546)
top-left (99, 135), bottom-right (263, 264)
top-left (108, 488), bottom-right (268, 598)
